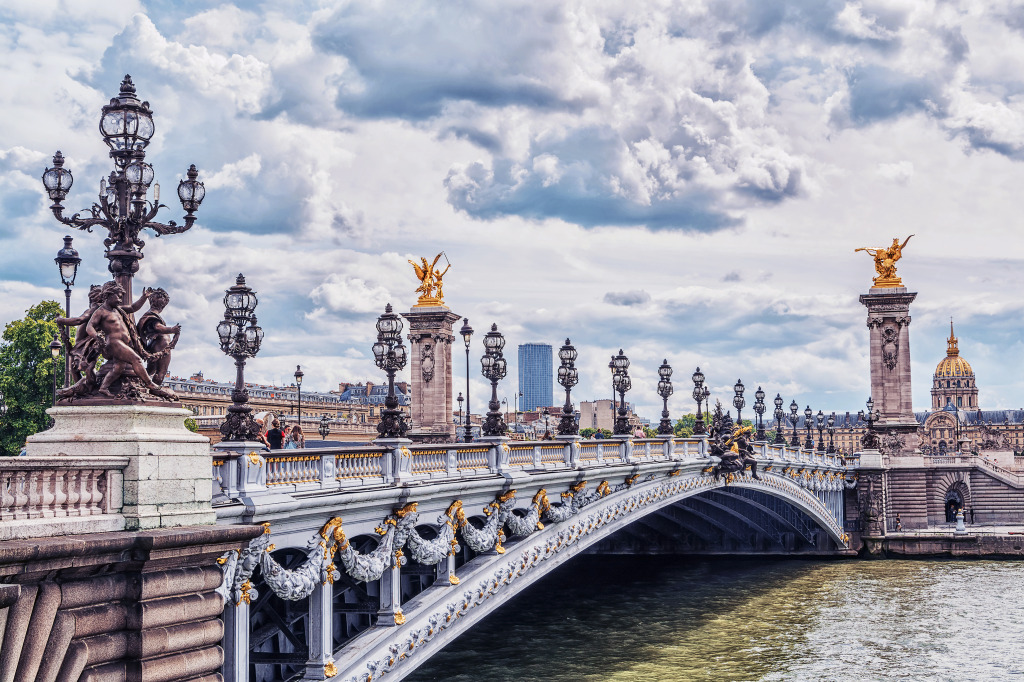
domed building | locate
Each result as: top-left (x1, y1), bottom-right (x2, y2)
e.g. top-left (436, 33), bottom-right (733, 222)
top-left (930, 322), bottom-right (978, 410)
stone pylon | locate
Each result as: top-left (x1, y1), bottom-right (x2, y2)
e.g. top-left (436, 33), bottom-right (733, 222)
top-left (860, 286), bottom-right (921, 455)
top-left (403, 305), bottom-right (461, 443)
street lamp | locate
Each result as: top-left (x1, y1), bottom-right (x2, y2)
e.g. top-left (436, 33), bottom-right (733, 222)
top-left (827, 412), bottom-right (837, 454)
top-left (804, 406), bottom-right (814, 449)
top-left (294, 365), bottom-right (304, 426)
top-left (773, 394), bottom-right (785, 444)
top-left (542, 407), bottom-right (551, 438)
top-left (216, 274), bottom-right (264, 442)
top-left (816, 409), bottom-right (826, 452)
top-left (42, 75), bottom-right (204, 306)
top-left (753, 386), bottom-right (766, 441)
top-left (556, 338), bottom-right (579, 436)
top-left (457, 392), bottom-right (464, 439)
top-left (789, 400), bottom-right (800, 447)
top-left (460, 318), bottom-right (474, 442)
top-left (611, 349), bottom-right (631, 435)
top-left (858, 396), bottom-right (881, 449)
top-left (657, 359), bottom-right (673, 435)
top-left (480, 323), bottom-right (507, 436)
top-left (54, 235), bottom-right (80, 388)
top-left (691, 367), bottom-right (706, 435)
top-left (49, 335), bottom-right (62, 413)
top-left (732, 379), bottom-right (745, 425)
top-left (318, 414), bottom-right (330, 440)
top-left (372, 304), bottom-right (408, 439)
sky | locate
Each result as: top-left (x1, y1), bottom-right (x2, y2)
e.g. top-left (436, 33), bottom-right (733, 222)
top-left (3, 0), bottom-right (1024, 422)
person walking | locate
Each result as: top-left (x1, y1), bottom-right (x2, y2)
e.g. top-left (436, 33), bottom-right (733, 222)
top-left (266, 419), bottom-right (285, 449)
top-left (970, 508), bottom-right (976, 524)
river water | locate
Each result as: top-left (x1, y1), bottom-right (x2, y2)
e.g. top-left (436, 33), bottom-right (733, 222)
top-left (405, 556), bottom-right (1024, 681)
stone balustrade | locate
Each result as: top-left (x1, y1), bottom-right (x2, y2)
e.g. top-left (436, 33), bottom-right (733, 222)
top-left (0, 456), bottom-right (129, 540)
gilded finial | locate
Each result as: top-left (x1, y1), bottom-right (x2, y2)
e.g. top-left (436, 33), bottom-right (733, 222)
top-left (947, 318), bottom-right (959, 356)
top-left (408, 252), bottom-right (451, 307)
top-left (855, 235), bottom-right (914, 288)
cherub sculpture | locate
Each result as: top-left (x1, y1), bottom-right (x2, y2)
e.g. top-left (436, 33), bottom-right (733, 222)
top-left (136, 287), bottom-right (180, 385)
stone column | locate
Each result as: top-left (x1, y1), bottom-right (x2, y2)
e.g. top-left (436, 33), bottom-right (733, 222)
top-left (860, 287), bottom-right (920, 454)
top-left (304, 582), bottom-right (335, 680)
top-left (402, 307), bottom-right (462, 443)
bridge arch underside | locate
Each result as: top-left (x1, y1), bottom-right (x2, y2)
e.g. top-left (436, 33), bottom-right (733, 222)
top-left (589, 487), bottom-right (841, 555)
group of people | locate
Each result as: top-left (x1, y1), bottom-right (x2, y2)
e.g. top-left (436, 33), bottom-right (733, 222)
top-left (255, 416), bottom-right (305, 449)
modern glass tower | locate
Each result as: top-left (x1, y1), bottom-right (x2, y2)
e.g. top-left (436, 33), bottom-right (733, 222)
top-left (518, 343), bottom-right (553, 412)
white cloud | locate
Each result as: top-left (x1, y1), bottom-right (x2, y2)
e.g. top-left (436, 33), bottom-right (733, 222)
top-left (203, 153), bottom-right (262, 190)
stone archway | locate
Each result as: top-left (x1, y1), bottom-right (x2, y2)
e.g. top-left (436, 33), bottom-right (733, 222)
top-left (940, 475), bottom-right (971, 523)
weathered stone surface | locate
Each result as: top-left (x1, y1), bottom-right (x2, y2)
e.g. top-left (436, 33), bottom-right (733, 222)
top-left (402, 308), bottom-right (461, 442)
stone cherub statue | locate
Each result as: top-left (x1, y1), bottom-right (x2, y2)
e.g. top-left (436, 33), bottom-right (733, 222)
top-left (55, 280), bottom-right (177, 401)
top-left (408, 253), bottom-right (451, 305)
top-left (856, 235), bottom-right (914, 287)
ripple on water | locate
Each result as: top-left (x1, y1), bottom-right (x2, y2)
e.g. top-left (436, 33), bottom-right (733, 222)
top-left (403, 557), bottom-right (1024, 682)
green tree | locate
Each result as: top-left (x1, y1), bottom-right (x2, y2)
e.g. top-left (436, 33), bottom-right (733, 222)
top-left (0, 301), bottom-right (64, 456)
top-left (184, 417), bottom-right (199, 433)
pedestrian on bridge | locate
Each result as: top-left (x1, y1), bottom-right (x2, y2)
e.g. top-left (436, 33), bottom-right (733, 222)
top-left (267, 419), bottom-right (285, 449)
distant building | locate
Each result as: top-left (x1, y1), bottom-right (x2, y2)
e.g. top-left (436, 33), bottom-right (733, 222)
top-left (518, 343), bottom-right (553, 411)
top-left (579, 399), bottom-right (638, 433)
top-left (337, 381), bottom-right (410, 407)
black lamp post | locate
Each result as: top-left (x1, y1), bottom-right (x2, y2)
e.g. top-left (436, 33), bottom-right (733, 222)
top-left (294, 365), bottom-right (304, 426)
top-left (542, 407), bottom-right (551, 438)
top-left (732, 379), bottom-right (746, 425)
top-left (611, 349), bottom-right (631, 435)
top-left (460, 318), bottom-right (474, 442)
top-left (773, 393), bottom-right (785, 444)
top-left (858, 396), bottom-right (881, 449)
top-left (691, 367), bottom-right (706, 435)
top-left (480, 324), bottom-right (507, 437)
top-left (804, 406), bottom-right (814, 449)
top-left (318, 414), bottom-right (330, 440)
top-left (556, 338), bottom-right (579, 436)
top-left (457, 392), bottom-right (464, 439)
top-left (54, 235), bottom-right (80, 388)
top-left (753, 386), bottom-right (766, 440)
top-left (657, 359), bottom-right (673, 435)
top-left (827, 412), bottom-right (837, 454)
top-left (789, 400), bottom-right (800, 446)
top-left (816, 409), bottom-right (826, 452)
top-left (42, 75), bottom-right (204, 306)
top-left (372, 304), bottom-right (408, 439)
top-left (216, 274), bottom-right (264, 442)
top-left (49, 335), bottom-right (62, 412)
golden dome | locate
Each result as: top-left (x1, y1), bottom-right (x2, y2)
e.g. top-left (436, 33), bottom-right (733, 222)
top-left (934, 321), bottom-right (973, 378)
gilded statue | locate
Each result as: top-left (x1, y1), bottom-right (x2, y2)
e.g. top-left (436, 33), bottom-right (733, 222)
top-left (855, 235), bottom-right (913, 287)
top-left (408, 253), bottom-right (451, 306)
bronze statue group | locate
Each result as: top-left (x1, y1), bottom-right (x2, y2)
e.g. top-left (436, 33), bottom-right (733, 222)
top-left (707, 403), bottom-right (760, 482)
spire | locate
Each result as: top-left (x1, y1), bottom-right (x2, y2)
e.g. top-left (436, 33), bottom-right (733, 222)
top-left (947, 318), bottom-right (959, 356)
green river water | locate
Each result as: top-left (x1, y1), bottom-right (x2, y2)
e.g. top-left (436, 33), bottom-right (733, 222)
top-left (404, 556), bottom-right (1024, 682)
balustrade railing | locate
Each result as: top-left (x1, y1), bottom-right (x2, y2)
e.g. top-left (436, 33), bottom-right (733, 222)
top-left (0, 457), bottom-right (128, 522)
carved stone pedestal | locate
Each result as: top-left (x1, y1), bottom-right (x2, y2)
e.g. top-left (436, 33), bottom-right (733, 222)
top-left (402, 306), bottom-right (461, 443)
top-left (26, 404), bottom-right (215, 530)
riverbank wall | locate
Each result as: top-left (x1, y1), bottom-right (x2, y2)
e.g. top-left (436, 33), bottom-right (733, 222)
top-left (862, 530), bottom-right (1024, 557)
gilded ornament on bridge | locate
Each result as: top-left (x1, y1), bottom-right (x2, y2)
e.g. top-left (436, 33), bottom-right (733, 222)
top-left (408, 253), bottom-right (451, 307)
top-left (855, 234), bottom-right (913, 288)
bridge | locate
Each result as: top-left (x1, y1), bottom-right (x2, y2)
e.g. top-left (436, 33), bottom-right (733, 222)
top-left (211, 435), bottom-right (853, 681)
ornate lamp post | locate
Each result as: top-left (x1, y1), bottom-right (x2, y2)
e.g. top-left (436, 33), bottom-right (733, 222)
top-left (542, 408), bottom-right (551, 438)
top-left (294, 365), bottom-right (304, 426)
top-left (691, 367), bottom-right (706, 435)
top-left (858, 396), bottom-right (881, 449)
top-left (804, 406), bottom-right (814, 449)
top-left (611, 349), bottom-right (631, 435)
top-left (216, 274), bottom-right (264, 442)
top-left (460, 318), bottom-right (474, 442)
top-left (54, 236), bottom-right (81, 387)
top-left (732, 379), bottom-right (746, 425)
top-left (816, 409), bottom-right (826, 452)
top-left (789, 400), bottom-right (800, 446)
top-left (457, 392), bottom-right (464, 439)
top-left (657, 359), bottom-right (673, 435)
top-left (773, 394), bottom-right (785, 444)
top-left (753, 386), bottom-right (766, 440)
top-left (372, 304), bottom-right (408, 439)
top-left (318, 414), bottom-right (330, 440)
top-left (49, 336), bottom-right (62, 412)
top-left (480, 324), bottom-right (508, 436)
top-left (827, 412), bottom-right (837, 453)
top-left (42, 75), bottom-right (204, 305)
top-left (556, 339), bottom-right (579, 436)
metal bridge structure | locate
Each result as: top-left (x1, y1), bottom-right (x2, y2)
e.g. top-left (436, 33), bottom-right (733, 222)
top-left (213, 435), bottom-right (855, 682)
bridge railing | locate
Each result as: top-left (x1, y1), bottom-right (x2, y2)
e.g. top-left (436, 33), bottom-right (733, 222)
top-left (211, 436), bottom-right (851, 501)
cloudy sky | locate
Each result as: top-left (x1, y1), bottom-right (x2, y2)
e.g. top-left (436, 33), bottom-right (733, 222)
top-left (3, 0), bottom-right (1024, 422)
